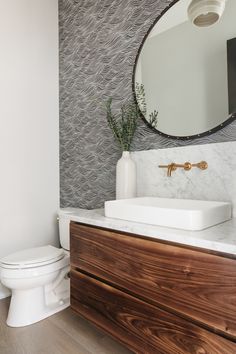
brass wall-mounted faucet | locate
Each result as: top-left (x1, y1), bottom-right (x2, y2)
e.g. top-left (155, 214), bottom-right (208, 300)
top-left (159, 161), bottom-right (208, 177)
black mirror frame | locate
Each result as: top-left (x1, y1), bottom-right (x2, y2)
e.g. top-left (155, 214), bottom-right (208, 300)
top-left (132, 0), bottom-right (236, 141)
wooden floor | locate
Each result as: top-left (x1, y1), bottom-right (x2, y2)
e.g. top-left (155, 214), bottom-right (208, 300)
top-left (0, 298), bottom-right (132, 354)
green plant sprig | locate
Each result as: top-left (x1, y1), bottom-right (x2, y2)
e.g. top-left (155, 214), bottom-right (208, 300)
top-left (105, 84), bottom-right (158, 151)
top-left (105, 98), bottom-right (139, 151)
top-left (135, 82), bottom-right (158, 129)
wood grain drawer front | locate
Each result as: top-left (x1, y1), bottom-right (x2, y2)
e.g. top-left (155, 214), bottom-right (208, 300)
top-left (70, 222), bottom-right (236, 340)
top-left (71, 270), bottom-right (236, 354)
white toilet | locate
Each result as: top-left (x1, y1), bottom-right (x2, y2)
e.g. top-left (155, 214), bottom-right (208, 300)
top-left (0, 210), bottom-right (71, 327)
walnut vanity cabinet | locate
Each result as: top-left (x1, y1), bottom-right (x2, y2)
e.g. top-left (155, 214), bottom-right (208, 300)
top-left (70, 222), bottom-right (236, 354)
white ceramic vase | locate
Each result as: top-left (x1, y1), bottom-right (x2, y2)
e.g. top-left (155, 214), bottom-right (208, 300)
top-left (116, 151), bottom-right (136, 199)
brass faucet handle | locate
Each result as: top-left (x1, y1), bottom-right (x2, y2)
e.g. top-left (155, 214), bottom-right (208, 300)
top-left (183, 162), bottom-right (192, 171)
top-left (194, 161), bottom-right (208, 170)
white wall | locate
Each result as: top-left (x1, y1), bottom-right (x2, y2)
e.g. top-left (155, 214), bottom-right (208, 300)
top-left (0, 0), bottom-right (59, 298)
top-left (149, 0), bottom-right (190, 38)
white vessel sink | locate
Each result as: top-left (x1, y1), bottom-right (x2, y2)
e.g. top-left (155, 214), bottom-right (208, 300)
top-left (104, 197), bottom-right (232, 231)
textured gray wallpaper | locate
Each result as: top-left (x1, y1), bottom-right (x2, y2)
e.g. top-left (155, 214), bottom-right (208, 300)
top-left (59, 0), bottom-right (236, 209)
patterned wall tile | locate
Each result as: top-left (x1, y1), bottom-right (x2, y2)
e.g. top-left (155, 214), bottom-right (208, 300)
top-left (59, 0), bottom-right (236, 208)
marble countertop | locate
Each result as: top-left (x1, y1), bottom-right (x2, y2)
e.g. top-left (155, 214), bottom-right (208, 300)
top-left (61, 208), bottom-right (236, 256)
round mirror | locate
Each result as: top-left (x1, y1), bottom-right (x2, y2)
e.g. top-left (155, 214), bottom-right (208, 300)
top-left (133, 0), bottom-right (236, 139)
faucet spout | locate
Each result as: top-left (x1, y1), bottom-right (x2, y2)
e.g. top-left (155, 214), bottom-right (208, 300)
top-left (167, 163), bottom-right (177, 177)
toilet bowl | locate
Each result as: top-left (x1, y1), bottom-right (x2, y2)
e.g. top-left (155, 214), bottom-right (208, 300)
top-left (0, 211), bottom-right (71, 327)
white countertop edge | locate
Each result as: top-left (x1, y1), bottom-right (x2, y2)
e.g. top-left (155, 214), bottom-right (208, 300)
top-left (60, 208), bottom-right (236, 256)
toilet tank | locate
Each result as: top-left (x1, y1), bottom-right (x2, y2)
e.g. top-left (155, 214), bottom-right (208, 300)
top-left (58, 210), bottom-right (71, 250)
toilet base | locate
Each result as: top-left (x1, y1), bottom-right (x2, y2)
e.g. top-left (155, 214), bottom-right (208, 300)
top-left (6, 278), bottom-right (70, 327)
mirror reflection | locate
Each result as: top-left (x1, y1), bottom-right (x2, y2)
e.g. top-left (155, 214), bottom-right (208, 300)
top-left (134, 0), bottom-right (236, 139)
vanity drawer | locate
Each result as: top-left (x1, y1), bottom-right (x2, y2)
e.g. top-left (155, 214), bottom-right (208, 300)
top-left (71, 269), bottom-right (236, 354)
top-left (70, 222), bottom-right (236, 339)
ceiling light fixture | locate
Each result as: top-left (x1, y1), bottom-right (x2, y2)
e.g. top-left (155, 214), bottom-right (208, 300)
top-left (187, 0), bottom-right (227, 27)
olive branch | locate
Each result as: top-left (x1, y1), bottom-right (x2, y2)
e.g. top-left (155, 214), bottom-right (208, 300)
top-left (105, 84), bottom-right (158, 151)
top-left (105, 98), bottom-right (139, 151)
top-left (135, 82), bottom-right (158, 129)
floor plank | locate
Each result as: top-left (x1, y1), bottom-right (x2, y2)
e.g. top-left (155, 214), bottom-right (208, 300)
top-left (0, 298), bottom-right (132, 354)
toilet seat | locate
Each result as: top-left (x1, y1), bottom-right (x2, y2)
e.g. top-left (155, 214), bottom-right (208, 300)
top-left (0, 251), bottom-right (69, 279)
top-left (0, 245), bottom-right (64, 269)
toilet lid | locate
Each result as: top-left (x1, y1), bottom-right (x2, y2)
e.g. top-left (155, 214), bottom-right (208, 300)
top-left (0, 245), bottom-right (64, 269)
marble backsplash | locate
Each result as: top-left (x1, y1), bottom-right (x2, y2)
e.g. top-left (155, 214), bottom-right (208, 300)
top-left (132, 141), bottom-right (236, 217)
